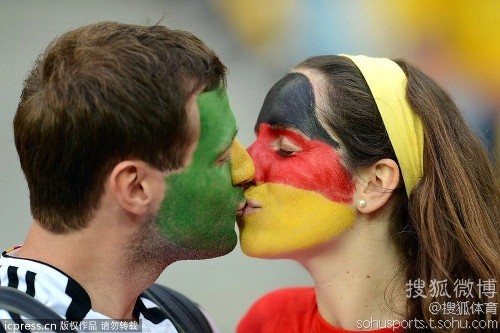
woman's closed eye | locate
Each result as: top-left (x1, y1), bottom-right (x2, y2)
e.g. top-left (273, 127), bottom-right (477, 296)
top-left (274, 136), bottom-right (301, 157)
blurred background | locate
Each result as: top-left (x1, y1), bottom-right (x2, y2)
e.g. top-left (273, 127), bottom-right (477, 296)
top-left (0, 1), bottom-right (497, 332)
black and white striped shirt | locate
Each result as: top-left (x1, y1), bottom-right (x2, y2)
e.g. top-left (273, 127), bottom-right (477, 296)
top-left (0, 246), bottom-right (178, 332)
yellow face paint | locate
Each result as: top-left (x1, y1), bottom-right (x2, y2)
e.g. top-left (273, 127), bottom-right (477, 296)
top-left (239, 183), bottom-right (356, 258)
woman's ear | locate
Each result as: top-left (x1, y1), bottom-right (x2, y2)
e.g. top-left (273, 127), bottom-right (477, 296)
top-left (354, 158), bottom-right (400, 214)
top-left (109, 161), bottom-right (163, 217)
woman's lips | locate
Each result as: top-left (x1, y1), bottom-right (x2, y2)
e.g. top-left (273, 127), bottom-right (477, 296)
top-left (236, 198), bottom-right (262, 217)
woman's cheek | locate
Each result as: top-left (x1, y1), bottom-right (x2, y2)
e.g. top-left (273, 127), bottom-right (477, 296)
top-left (248, 139), bottom-right (276, 182)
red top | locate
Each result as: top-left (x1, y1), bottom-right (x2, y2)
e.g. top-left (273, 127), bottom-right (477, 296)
top-left (237, 287), bottom-right (402, 333)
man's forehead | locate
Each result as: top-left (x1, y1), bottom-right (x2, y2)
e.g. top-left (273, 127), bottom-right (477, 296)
top-left (255, 73), bottom-right (338, 147)
top-left (196, 88), bottom-right (236, 147)
top-left (197, 88), bottom-right (235, 120)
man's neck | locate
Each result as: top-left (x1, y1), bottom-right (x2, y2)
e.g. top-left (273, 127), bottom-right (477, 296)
top-left (17, 221), bottom-right (162, 320)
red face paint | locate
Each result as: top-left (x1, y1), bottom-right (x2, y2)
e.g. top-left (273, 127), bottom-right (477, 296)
top-left (248, 123), bottom-right (354, 203)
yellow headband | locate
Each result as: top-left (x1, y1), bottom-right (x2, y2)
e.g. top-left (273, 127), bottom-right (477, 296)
top-left (341, 54), bottom-right (424, 196)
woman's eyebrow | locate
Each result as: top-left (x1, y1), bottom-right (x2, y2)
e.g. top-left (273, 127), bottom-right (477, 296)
top-left (270, 123), bottom-right (288, 130)
top-left (270, 124), bottom-right (310, 139)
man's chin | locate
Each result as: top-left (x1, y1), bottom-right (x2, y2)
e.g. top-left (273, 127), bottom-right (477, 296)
top-left (173, 243), bottom-right (237, 261)
top-left (171, 233), bottom-right (238, 261)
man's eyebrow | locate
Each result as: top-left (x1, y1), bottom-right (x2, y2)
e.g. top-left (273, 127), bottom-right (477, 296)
top-left (228, 128), bottom-right (239, 144)
top-left (219, 128), bottom-right (239, 154)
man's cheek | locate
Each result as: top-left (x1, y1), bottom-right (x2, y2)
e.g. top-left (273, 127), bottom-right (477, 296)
top-left (206, 169), bottom-right (235, 198)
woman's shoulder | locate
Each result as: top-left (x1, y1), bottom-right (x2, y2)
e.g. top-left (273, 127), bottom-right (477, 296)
top-left (255, 286), bottom-right (316, 305)
top-left (237, 287), bottom-right (317, 333)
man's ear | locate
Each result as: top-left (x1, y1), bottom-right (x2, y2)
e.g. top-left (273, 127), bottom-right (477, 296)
top-left (109, 161), bottom-right (163, 216)
top-left (355, 158), bottom-right (400, 214)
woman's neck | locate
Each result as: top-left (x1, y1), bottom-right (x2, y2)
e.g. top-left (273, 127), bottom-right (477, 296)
top-left (294, 216), bottom-right (407, 330)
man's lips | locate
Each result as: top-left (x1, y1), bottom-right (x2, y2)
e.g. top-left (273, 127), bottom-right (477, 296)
top-left (236, 199), bottom-right (262, 217)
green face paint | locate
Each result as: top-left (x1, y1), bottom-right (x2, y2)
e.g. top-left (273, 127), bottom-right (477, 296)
top-left (157, 89), bottom-right (244, 255)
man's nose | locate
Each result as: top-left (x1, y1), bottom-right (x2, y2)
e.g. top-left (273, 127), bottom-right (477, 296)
top-left (231, 138), bottom-right (255, 185)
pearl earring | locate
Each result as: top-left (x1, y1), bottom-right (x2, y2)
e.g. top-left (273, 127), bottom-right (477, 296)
top-left (358, 199), bottom-right (367, 208)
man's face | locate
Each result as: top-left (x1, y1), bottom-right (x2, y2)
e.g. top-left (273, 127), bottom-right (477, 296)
top-left (156, 89), bottom-right (252, 257)
top-left (239, 72), bottom-right (356, 258)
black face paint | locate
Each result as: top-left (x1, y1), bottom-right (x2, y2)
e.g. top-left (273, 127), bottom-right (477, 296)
top-left (255, 73), bottom-right (339, 148)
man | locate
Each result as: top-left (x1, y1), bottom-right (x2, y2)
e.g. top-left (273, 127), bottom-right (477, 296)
top-left (0, 21), bottom-right (254, 332)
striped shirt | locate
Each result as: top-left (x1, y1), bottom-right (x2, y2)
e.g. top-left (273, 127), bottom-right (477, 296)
top-left (0, 246), bottom-right (177, 332)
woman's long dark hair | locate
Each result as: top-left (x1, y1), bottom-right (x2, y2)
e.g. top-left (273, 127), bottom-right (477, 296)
top-left (297, 55), bottom-right (499, 333)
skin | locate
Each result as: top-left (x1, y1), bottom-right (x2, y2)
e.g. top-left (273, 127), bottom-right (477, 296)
top-left (239, 72), bottom-right (356, 257)
top-left (157, 88), bottom-right (251, 256)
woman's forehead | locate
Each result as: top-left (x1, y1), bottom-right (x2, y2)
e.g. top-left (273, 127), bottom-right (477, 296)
top-left (255, 72), bottom-right (338, 148)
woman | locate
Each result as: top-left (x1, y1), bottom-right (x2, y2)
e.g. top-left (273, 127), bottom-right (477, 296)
top-left (237, 55), bottom-right (499, 332)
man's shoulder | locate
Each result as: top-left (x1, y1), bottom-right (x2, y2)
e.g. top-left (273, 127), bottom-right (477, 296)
top-left (140, 283), bottom-right (215, 333)
top-left (0, 248), bottom-right (92, 323)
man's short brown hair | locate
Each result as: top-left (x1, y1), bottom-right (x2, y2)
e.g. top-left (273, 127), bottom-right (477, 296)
top-left (14, 21), bottom-right (226, 233)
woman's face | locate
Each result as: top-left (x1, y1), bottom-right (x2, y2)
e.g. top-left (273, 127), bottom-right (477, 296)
top-left (238, 70), bottom-right (357, 258)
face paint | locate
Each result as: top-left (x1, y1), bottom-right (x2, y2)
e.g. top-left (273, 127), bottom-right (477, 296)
top-left (239, 73), bottom-right (356, 257)
top-left (240, 184), bottom-right (355, 257)
top-left (249, 124), bottom-right (352, 202)
top-left (255, 73), bottom-right (339, 148)
top-left (157, 89), bottom-right (245, 256)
